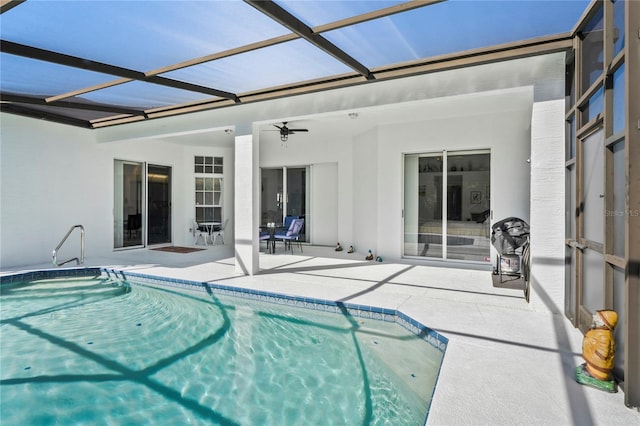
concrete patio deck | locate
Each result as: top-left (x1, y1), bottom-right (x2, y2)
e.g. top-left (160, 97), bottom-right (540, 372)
top-left (2, 244), bottom-right (638, 425)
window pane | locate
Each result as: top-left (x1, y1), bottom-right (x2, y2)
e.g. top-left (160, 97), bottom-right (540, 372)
top-left (195, 193), bottom-right (204, 205)
top-left (582, 249), bottom-right (604, 312)
top-left (613, 0), bottom-right (625, 56)
top-left (612, 64), bottom-right (625, 134)
top-left (205, 166), bottom-right (213, 174)
top-left (404, 154), bottom-right (444, 259)
top-left (195, 165), bottom-right (203, 173)
top-left (214, 165), bottom-right (223, 174)
top-left (581, 86), bottom-right (604, 125)
top-left (204, 193), bottom-right (213, 205)
top-left (213, 207), bottom-right (222, 223)
top-left (213, 192), bottom-right (221, 205)
top-left (446, 153), bottom-right (490, 262)
top-left (612, 265), bottom-right (626, 378)
top-left (214, 157), bottom-right (223, 165)
top-left (580, 6), bottom-right (604, 93)
top-left (611, 141), bottom-right (625, 257)
top-left (582, 129), bottom-right (604, 244)
top-left (195, 177), bottom-right (204, 190)
top-left (195, 156), bottom-right (204, 165)
top-left (204, 178), bottom-right (214, 191)
top-left (566, 114), bottom-right (576, 160)
top-left (566, 61), bottom-right (575, 110)
top-left (566, 164), bottom-right (575, 239)
top-left (214, 178), bottom-right (222, 191)
top-left (205, 157), bottom-right (213, 165)
top-left (565, 245), bottom-right (576, 321)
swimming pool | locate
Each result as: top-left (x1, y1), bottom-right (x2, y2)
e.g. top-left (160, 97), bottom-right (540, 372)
top-left (1, 269), bottom-right (446, 425)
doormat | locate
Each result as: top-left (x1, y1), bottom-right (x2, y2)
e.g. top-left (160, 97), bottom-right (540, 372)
top-left (151, 246), bottom-right (205, 254)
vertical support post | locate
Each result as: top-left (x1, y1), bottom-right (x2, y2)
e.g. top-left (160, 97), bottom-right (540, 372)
top-left (530, 95), bottom-right (566, 313)
top-left (234, 133), bottom-right (260, 275)
top-left (624, 0), bottom-right (640, 409)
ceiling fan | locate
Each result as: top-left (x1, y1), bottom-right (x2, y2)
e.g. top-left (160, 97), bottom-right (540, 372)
top-left (273, 122), bottom-right (308, 143)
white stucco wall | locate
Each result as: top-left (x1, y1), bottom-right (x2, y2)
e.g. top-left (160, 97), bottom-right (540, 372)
top-left (0, 113), bottom-right (233, 269)
top-left (529, 99), bottom-right (566, 313)
top-left (374, 91), bottom-right (533, 262)
top-left (2, 53), bottom-right (566, 295)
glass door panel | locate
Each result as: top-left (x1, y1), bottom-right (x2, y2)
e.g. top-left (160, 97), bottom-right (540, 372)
top-left (446, 153), bottom-right (491, 262)
top-left (578, 129), bottom-right (605, 330)
top-left (261, 168), bottom-right (284, 225)
top-left (403, 154), bottom-right (443, 258)
top-left (261, 167), bottom-right (310, 241)
top-left (114, 160), bottom-right (143, 249)
top-left (404, 151), bottom-right (490, 262)
top-left (581, 248), bottom-right (604, 313)
top-left (147, 164), bottom-right (171, 245)
top-left (582, 130), bottom-right (604, 244)
top-left (286, 167), bottom-right (309, 242)
top-left (565, 164), bottom-right (577, 322)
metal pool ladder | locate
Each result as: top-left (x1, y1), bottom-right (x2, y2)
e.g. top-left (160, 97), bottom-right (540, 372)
top-left (52, 224), bottom-right (85, 266)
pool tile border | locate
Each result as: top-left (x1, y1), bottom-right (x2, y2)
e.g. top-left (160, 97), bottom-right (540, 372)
top-left (1, 267), bottom-right (448, 352)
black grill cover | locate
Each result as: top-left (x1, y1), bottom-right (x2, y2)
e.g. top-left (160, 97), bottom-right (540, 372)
top-left (491, 217), bottom-right (530, 255)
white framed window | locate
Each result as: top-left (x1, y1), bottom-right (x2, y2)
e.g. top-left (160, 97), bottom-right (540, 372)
top-left (194, 155), bottom-right (223, 174)
top-left (194, 156), bottom-right (223, 223)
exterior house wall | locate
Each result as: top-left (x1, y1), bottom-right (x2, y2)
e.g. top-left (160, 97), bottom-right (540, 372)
top-left (374, 92), bottom-right (533, 263)
top-left (2, 54), bottom-right (567, 317)
top-left (0, 113), bottom-right (232, 269)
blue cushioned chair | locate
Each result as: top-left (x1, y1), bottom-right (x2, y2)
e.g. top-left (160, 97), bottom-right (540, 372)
top-left (275, 218), bottom-right (304, 253)
top-left (259, 229), bottom-right (272, 252)
top-left (283, 215), bottom-right (298, 230)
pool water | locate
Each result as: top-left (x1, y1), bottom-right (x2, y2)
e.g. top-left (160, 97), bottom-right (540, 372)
top-left (1, 276), bottom-right (443, 425)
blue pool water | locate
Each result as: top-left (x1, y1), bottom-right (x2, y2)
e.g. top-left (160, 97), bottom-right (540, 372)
top-left (1, 274), bottom-right (444, 425)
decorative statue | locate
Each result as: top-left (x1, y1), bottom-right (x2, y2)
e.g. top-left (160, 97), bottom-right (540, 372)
top-left (576, 309), bottom-right (618, 392)
top-left (365, 249), bottom-right (374, 261)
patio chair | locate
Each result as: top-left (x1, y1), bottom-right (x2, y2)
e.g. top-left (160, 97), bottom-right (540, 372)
top-left (212, 218), bottom-right (229, 245)
top-left (283, 215), bottom-right (298, 229)
top-left (193, 221), bottom-right (210, 245)
top-left (259, 229), bottom-right (272, 252)
top-left (275, 218), bottom-right (304, 253)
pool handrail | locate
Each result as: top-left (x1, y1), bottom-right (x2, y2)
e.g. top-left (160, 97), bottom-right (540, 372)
top-left (52, 224), bottom-right (85, 266)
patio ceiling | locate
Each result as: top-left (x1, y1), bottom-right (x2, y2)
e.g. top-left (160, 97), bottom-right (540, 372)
top-left (0, 0), bottom-right (589, 129)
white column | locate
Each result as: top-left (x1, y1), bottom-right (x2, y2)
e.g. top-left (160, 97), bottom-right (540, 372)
top-left (234, 134), bottom-right (260, 275)
top-left (529, 99), bottom-right (565, 313)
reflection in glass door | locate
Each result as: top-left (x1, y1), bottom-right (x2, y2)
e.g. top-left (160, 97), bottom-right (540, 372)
top-left (147, 164), bottom-right (171, 245)
top-left (404, 151), bottom-right (490, 262)
top-left (261, 168), bottom-right (283, 224)
top-left (261, 166), bottom-right (309, 241)
top-left (114, 160), bottom-right (143, 248)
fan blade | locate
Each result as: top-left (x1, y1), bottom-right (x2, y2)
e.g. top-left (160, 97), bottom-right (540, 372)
top-left (288, 128), bottom-right (308, 132)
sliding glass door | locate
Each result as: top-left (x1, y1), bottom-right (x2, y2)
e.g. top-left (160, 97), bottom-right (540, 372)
top-left (261, 166), bottom-right (309, 241)
top-left (147, 164), bottom-right (172, 245)
top-left (114, 160), bottom-right (143, 248)
top-left (404, 150), bottom-right (490, 262)
top-left (114, 161), bottom-right (172, 248)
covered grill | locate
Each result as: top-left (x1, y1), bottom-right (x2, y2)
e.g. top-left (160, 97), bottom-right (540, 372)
top-left (491, 217), bottom-right (530, 256)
